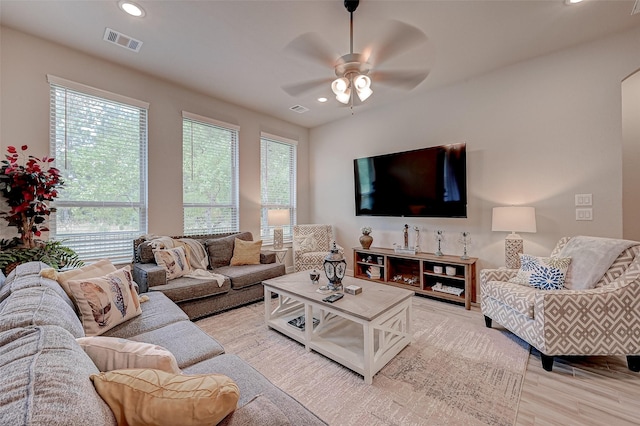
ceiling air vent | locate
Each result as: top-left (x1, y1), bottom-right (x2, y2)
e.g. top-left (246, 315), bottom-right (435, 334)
top-left (289, 105), bottom-right (309, 114)
top-left (103, 28), bottom-right (143, 52)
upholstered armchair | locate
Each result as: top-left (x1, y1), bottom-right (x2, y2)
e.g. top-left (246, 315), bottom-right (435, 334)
top-left (481, 236), bottom-right (640, 372)
top-left (293, 224), bottom-right (343, 272)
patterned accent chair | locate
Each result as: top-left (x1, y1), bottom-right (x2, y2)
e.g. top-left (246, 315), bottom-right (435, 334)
top-left (293, 224), bottom-right (343, 272)
top-left (481, 236), bottom-right (640, 372)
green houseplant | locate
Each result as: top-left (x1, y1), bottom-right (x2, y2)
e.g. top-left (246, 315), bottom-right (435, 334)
top-left (0, 145), bottom-right (82, 274)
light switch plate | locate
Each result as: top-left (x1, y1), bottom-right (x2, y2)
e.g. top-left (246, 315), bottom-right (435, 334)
top-left (575, 194), bottom-right (593, 206)
top-left (576, 208), bottom-right (593, 221)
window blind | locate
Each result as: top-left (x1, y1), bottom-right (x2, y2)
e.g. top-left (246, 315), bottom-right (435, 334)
top-left (182, 112), bottom-right (239, 235)
top-left (260, 133), bottom-right (297, 242)
top-left (48, 77), bottom-right (148, 264)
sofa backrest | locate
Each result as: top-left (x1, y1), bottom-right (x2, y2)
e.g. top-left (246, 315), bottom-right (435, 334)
top-left (133, 232), bottom-right (254, 269)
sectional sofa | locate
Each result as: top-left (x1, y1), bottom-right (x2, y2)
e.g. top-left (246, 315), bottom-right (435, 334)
top-left (0, 262), bottom-right (325, 425)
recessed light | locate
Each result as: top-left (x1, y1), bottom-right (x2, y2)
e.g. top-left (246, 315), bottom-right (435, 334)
top-left (565, 0), bottom-right (584, 4)
top-left (118, 0), bottom-right (145, 17)
top-left (317, 97), bottom-right (328, 103)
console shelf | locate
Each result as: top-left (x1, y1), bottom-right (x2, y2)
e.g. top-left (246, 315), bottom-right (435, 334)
top-left (353, 247), bottom-right (477, 309)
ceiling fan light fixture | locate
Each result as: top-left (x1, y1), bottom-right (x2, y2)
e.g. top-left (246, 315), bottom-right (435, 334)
top-left (331, 77), bottom-right (349, 95)
top-left (354, 74), bottom-right (373, 101)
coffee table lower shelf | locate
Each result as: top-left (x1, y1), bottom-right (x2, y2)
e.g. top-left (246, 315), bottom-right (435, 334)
top-left (264, 286), bottom-right (412, 384)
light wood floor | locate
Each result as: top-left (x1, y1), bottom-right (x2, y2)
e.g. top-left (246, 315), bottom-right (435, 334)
top-left (462, 302), bottom-right (640, 425)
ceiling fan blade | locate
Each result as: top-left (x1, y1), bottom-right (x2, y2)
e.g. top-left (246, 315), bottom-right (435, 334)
top-left (282, 78), bottom-right (331, 97)
top-left (284, 32), bottom-right (337, 68)
top-left (369, 20), bottom-right (428, 67)
top-left (370, 70), bottom-right (430, 90)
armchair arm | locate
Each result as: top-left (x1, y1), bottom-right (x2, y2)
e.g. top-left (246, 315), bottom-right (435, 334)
top-left (260, 250), bottom-right (276, 264)
top-left (480, 268), bottom-right (518, 286)
top-left (534, 278), bottom-right (640, 355)
top-left (132, 263), bottom-right (167, 293)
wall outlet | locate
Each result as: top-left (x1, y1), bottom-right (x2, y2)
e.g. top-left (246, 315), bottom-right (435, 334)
top-left (576, 208), bottom-right (593, 221)
top-left (575, 193), bottom-right (593, 206)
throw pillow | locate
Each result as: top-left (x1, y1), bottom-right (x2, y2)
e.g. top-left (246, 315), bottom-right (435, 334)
top-left (90, 369), bottom-right (240, 426)
top-left (67, 266), bottom-right (142, 336)
top-left (77, 336), bottom-right (180, 374)
top-left (230, 239), bottom-right (262, 266)
top-left (293, 235), bottom-right (318, 254)
top-left (508, 254), bottom-right (572, 290)
top-left (154, 246), bottom-right (191, 280)
top-left (42, 259), bottom-right (117, 300)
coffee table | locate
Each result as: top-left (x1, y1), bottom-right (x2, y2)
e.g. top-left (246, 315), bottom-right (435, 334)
top-left (263, 271), bottom-right (414, 384)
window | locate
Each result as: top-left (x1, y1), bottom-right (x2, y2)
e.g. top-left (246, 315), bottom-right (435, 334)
top-left (48, 75), bottom-right (148, 263)
top-left (260, 133), bottom-right (297, 243)
top-left (182, 112), bottom-right (239, 235)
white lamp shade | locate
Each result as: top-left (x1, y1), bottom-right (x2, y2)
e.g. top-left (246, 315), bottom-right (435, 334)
top-left (267, 209), bottom-right (290, 227)
top-left (492, 206), bottom-right (537, 233)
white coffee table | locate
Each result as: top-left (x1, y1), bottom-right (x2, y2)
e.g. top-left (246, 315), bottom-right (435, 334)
top-left (263, 271), bottom-right (414, 384)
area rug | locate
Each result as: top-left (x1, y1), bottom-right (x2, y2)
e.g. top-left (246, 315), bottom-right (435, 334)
top-left (196, 296), bottom-right (530, 426)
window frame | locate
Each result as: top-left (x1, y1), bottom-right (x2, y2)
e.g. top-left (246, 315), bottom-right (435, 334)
top-left (48, 75), bottom-right (149, 264)
top-left (182, 111), bottom-right (240, 236)
top-left (260, 132), bottom-right (297, 244)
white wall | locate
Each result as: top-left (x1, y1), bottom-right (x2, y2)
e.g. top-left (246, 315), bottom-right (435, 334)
top-left (623, 69), bottom-right (640, 241)
top-left (0, 27), bottom-right (310, 247)
top-left (310, 26), bottom-right (640, 281)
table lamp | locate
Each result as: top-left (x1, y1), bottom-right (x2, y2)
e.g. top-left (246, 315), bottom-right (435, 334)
top-left (267, 209), bottom-right (290, 250)
top-left (492, 206), bottom-right (537, 269)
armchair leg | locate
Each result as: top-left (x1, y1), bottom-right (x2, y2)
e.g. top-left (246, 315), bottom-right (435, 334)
top-left (540, 354), bottom-right (554, 372)
top-left (627, 356), bottom-right (640, 372)
top-left (484, 315), bottom-right (492, 328)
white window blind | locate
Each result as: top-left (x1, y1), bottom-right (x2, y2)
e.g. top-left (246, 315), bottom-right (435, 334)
top-left (48, 76), bottom-right (148, 264)
top-left (182, 112), bottom-right (239, 235)
top-left (260, 133), bottom-right (297, 242)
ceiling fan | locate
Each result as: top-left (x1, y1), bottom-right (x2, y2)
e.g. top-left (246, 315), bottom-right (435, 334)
top-left (282, 0), bottom-right (431, 107)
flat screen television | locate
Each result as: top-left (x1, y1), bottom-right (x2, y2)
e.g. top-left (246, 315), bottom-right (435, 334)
top-left (354, 143), bottom-right (467, 218)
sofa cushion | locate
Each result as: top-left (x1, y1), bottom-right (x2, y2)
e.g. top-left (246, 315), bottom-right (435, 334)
top-left (137, 240), bottom-right (156, 263)
top-left (67, 266), bottom-right (143, 336)
top-left (215, 263), bottom-right (286, 290)
top-left (508, 254), bottom-right (571, 290)
top-left (103, 292), bottom-right (189, 339)
top-left (0, 286), bottom-right (84, 338)
top-left (154, 246), bottom-right (192, 280)
top-left (0, 325), bottom-right (116, 425)
top-left (183, 354), bottom-right (326, 425)
top-left (127, 320), bottom-right (225, 369)
top-left (230, 239), bottom-right (262, 266)
top-left (149, 275), bottom-right (231, 303)
top-left (91, 369), bottom-right (239, 426)
top-left (481, 279), bottom-right (537, 319)
top-left (77, 336), bottom-right (181, 373)
top-left (0, 261), bottom-right (75, 310)
top-left (206, 232), bottom-right (253, 268)
top-left (220, 395), bottom-right (292, 425)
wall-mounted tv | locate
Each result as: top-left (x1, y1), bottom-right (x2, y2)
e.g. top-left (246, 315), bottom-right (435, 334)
top-left (354, 143), bottom-right (467, 218)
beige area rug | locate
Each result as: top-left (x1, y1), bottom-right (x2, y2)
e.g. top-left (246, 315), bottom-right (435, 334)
top-left (196, 296), bottom-right (530, 426)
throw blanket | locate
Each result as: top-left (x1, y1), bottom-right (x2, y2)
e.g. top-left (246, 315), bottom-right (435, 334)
top-left (559, 236), bottom-right (638, 290)
top-left (147, 236), bottom-right (225, 288)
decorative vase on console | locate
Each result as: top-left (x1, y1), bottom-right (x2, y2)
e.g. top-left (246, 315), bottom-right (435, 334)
top-left (359, 226), bottom-right (373, 249)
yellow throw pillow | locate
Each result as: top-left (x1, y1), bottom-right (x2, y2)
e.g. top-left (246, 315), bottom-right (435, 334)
top-left (67, 266), bottom-right (142, 336)
top-left (41, 259), bottom-right (117, 300)
top-left (91, 369), bottom-right (240, 426)
top-left (76, 336), bottom-right (180, 374)
top-left (230, 239), bottom-right (262, 266)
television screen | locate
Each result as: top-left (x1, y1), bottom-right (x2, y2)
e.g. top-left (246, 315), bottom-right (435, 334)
top-left (354, 143), bottom-right (467, 218)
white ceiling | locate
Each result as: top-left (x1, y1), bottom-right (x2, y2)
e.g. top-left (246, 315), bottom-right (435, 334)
top-left (1, 0), bottom-right (639, 128)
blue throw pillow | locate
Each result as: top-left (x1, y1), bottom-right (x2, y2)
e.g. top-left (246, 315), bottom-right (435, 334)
top-left (508, 254), bottom-right (571, 290)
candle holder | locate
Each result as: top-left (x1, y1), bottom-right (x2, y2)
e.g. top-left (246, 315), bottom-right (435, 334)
top-left (434, 230), bottom-right (444, 256)
top-left (459, 231), bottom-right (471, 260)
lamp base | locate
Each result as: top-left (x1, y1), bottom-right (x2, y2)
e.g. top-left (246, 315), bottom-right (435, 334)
top-left (273, 227), bottom-right (283, 250)
top-left (505, 233), bottom-right (523, 269)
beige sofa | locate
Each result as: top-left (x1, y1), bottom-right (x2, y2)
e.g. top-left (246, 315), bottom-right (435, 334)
top-left (481, 236), bottom-right (640, 372)
top-left (132, 232), bottom-right (285, 320)
top-left (0, 262), bottom-right (325, 425)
